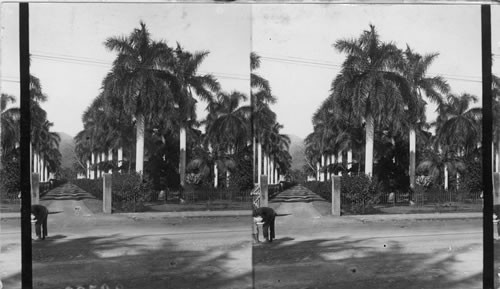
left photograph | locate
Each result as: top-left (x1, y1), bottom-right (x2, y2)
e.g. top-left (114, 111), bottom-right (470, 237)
top-left (0, 3), bottom-right (253, 289)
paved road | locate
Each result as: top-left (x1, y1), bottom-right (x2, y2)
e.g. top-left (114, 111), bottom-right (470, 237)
top-left (1, 183), bottom-right (252, 289)
top-left (254, 185), bottom-right (483, 289)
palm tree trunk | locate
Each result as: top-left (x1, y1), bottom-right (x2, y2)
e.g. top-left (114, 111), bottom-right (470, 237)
top-left (90, 152), bottom-right (95, 180)
top-left (179, 125), bottom-right (187, 188)
top-left (444, 164), bottom-right (449, 190)
top-left (365, 113), bottom-right (374, 177)
top-left (135, 113), bottom-right (145, 174)
top-left (39, 153), bottom-right (42, 178)
top-left (30, 143), bottom-right (32, 174)
top-left (33, 151), bottom-right (37, 174)
top-left (108, 149), bottom-right (113, 173)
top-left (253, 136), bottom-right (256, 183)
top-left (347, 149), bottom-right (353, 174)
top-left (257, 140), bottom-right (262, 185)
top-left (338, 151), bottom-right (343, 176)
top-left (316, 162), bottom-right (320, 181)
top-left (86, 159), bottom-right (90, 179)
top-left (409, 128), bottom-right (416, 189)
top-left (214, 163), bottom-right (218, 188)
top-left (97, 153), bottom-right (102, 178)
top-left (101, 152), bottom-right (105, 177)
top-left (496, 140), bottom-right (500, 172)
top-left (263, 152), bottom-right (268, 180)
top-left (269, 157), bottom-right (276, 185)
top-left (320, 154), bottom-right (325, 182)
top-left (326, 155), bottom-right (330, 181)
top-left (118, 147), bottom-right (123, 173)
top-left (41, 157), bottom-right (44, 182)
top-left (331, 154), bottom-right (336, 177)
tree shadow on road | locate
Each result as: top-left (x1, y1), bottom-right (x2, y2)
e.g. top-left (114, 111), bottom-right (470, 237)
top-left (2, 233), bottom-right (252, 289)
top-left (253, 236), bottom-right (482, 289)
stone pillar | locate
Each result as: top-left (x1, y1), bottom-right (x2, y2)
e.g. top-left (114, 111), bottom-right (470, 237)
top-left (260, 175), bottom-right (268, 207)
top-left (103, 173), bottom-right (112, 214)
top-left (31, 173), bottom-right (40, 205)
top-left (331, 175), bottom-right (341, 216)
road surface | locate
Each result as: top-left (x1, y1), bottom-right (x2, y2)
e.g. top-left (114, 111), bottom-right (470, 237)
top-left (253, 185), bottom-right (483, 289)
top-left (1, 183), bottom-right (252, 289)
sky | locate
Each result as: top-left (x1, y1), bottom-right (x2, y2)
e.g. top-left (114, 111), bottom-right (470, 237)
top-left (1, 4), bottom-right (500, 140)
top-left (253, 4), bottom-right (500, 139)
top-left (1, 3), bottom-right (251, 137)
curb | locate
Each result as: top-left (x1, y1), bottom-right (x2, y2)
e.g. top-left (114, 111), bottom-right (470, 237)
top-left (0, 212), bottom-right (21, 220)
top-left (338, 212), bottom-right (483, 222)
top-left (111, 210), bottom-right (252, 219)
top-left (2, 211), bottom-right (482, 221)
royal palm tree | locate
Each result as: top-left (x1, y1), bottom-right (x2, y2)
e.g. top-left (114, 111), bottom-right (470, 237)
top-left (251, 52), bottom-right (277, 183)
top-left (38, 120), bottom-right (61, 179)
top-left (435, 93), bottom-right (481, 156)
top-left (332, 25), bottom-right (409, 176)
top-left (170, 44), bottom-right (220, 189)
top-left (398, 46), bottom-right (449, 189)
top-left (205, 91), bottom-right (250, 152)
top-left (0, 94), bottom-right (20, 169)
top-left (103, 21), bottom-right (173, 175)
top-left (432, 93), bottom-right (481, 190)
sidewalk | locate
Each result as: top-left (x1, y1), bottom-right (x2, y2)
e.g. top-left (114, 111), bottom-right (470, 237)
top-left (0, 210), bottom-right (252, 220)
top-left (339, 212), bottom-right (483, 222)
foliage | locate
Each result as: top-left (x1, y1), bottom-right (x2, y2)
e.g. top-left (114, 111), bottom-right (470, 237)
top-left (340, 174), bottom-right (381, 214)
top-left (111, 173), bottom-right (153, 212)
top-left (0, 159), bottom-right (20, 201)
top-left (460, 155), bottom-right (482, 195)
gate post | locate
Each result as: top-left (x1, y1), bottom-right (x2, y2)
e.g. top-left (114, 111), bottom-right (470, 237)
top-left (260, 175), bottom-right (268, 207)
top-left (332, 176), bottom-right (341, 216)
top-left (103, 173), bottom-right (112, 214)
top-left (31, 173), bottom-right (39, 205)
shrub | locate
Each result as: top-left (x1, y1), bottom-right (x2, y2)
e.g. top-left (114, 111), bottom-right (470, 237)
top-left (0, 159), bottom-right (20, 202)
top-left (340, 174), bottom-right (381, 214)
top-left (111, 173), bottom-right (153, 212)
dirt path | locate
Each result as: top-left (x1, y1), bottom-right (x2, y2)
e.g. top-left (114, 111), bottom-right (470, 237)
top-left (268, 185), bottom-right (328, 229)
top-left (39, 183), bottom-right (100, 230)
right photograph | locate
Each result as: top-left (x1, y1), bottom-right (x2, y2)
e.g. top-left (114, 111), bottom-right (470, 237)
top-left (251, 4), bottom-right (485, 289)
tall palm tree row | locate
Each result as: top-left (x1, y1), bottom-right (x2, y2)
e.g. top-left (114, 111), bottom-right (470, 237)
top-left (0, 93), bottom-right (20, 170)
top-left (75, 22), bottom-right (264, 193)
top-left (305, 25), bottom-right (481, 193)
top-left (0, 74), bottom-right (61, 181)
top-left (251, 52), bottom-right (291, 185)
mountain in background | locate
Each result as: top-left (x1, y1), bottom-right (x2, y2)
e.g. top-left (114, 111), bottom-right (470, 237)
top-left (57, 132), bottom-right (77, 169)
top-left (288, 134), bottom-right (306, 172)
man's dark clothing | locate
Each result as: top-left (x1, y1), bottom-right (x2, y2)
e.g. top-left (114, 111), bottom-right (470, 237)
top-left (31, 204), bottom-right (48, 240)
top-left (253, 207), bottom-right (276, 242)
